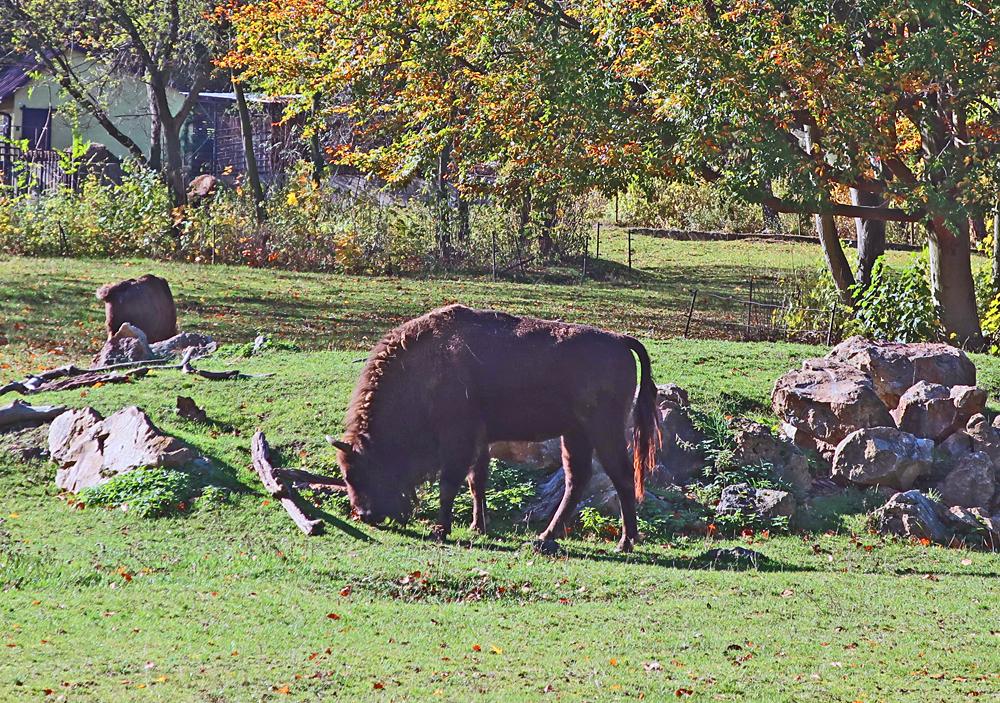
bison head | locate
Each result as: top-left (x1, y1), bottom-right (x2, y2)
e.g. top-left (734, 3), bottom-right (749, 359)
top-left (330, 438), bottom-right (413, 525)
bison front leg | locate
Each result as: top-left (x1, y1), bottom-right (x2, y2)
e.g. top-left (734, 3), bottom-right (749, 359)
top-left (535, 432), bottom-right (592, 555)
top-left (432, 473), bottom-right (463, 542)
top-left (468, 451), bottom-right (489, 534)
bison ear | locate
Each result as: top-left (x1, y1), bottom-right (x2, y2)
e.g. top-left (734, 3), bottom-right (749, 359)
top-left (326, 437), bottom-right (355, 455)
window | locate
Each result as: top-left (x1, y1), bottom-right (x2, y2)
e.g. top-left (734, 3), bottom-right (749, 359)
top-left (21, 108), bottom-right (52, 150)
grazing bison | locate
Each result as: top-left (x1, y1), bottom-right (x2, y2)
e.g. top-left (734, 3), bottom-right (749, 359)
top-left (330, 305), bottom-right (660, 553)
top-left (96, 274), bottom-right (177, 344)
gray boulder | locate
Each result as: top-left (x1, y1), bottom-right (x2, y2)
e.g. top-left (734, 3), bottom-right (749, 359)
top-left (91, 322), bottom-right (153, 367)
top-left (49, 406), bottom-right (198, 493)
top-left (890, 382), bottom-right (986, 442)
top-left (652, 384), bottom-right (705, 485)
top-left (149, 331), bottom-right (218, 360)
top-left (715, 483), bottom-right (795, 521)
top-left (772, 358), bottom-right (893, 459)
top-left (870, 490), bottom-right (952, 543)
top-left (936, 451), bottom-right (996, 509)
top-left (729, 418), bottom-right (812, 494)
top-left (831, 426), bottom-right (933, 490)
top-left (871, 490), bottom-right (999, 546)
top-left (827, 336), bottom-right (976, 409)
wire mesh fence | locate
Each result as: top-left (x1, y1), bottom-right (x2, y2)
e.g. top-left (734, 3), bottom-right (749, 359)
top-left (682, 275), bottom-right (851, 344)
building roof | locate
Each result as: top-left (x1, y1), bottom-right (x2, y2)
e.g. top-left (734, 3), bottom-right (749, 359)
top-left (0, 55), bottom-right (40, 102)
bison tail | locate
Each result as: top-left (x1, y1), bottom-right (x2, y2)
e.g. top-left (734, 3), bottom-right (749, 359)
top-left (625, 336), bottom-right (660, 502)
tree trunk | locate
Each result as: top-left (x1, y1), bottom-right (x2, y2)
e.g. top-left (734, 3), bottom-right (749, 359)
top-left (233, 76), bottom-right (266, 223)
top-left (457, 196), bottom-right (470, 242)
top-left (815, 212), bottom-right (855, 307)
top-left (148, 84), bottom-right (162, 172)
top-left (434, 141), bottom-right (453, 261)
top-left (927, 216), bottom-right (982, 348)
top-left (518, 191), bottom-right (531, 245)
top-left (161, 120), bottom-right (187, 211)
top-left (761, 181), bottom-right (781, 232)
top-left (851, 188), bottom-right (886, 289)
top-left (992, 206), bottom-right (1000, 293)
top-left (538, 198), bottom-right (556, 258)
top-left (310, 92), bottom-right (324, 186)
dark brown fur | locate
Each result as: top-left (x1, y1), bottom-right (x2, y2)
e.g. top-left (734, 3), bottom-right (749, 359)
top-left (96, 274), bottom-right (177, 343)
top-left (335, 305), bottom-right (660, 552)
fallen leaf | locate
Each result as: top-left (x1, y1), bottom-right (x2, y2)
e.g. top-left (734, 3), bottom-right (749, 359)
top-left (373, 682), bottom-right (385, 690)
top-left (675, 688), bottom-right (694, 697)
top-left (326, 613), bottom-right (341, 620)
top-left (472, 644), bottom-right (482, 652)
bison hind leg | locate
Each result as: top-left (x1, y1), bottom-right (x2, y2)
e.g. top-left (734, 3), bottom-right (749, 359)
top-left (467, 450), bottom-right (489, 534)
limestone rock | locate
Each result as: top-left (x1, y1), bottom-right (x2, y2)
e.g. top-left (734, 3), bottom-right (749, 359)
top-left (936, 451), bottom-right (996, 509)
top-left (963, 414), bottom-right (1000, 465)
top-left (92, 322), bottom-right (153, 367)
top-left (827, 336), bottom-right (976, 409)
top-left (831, 427), bottom-right (933, 490)
top-left (715, 483), bottom-right (795, 521)
top-left (653, 384), bottom-right (705, 485)
top-left (149, 331), bottom-right (217, 360)
top-left (870, 490), bottom-right (952, 543)
top-left (772, 358), bottom-right (894, 459)
top-left (729, 418), bottom-right (812, 494)
top-left (489, 439), bottom-right (563, 469)
top-left (49, 406), bottom-right (198, 493)
top-left (890, 382), bottom-right (986, 442)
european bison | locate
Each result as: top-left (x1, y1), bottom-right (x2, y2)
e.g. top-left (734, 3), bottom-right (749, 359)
top-left (96, 274), bottom-right (177, 344)
top-left (330, 305), bottom-right (660, 553)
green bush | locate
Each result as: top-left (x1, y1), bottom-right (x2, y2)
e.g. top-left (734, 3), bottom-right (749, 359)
top-left (0, 162), bottom-right (172, 258)
top-left (850, 254), bottom-right (941, 343)
top-left (617, 178), bottom-right (764, 232)
top-left (417, 459), bottom-right (539, 526)
top-left (80, 467), bottom-right (198, 518)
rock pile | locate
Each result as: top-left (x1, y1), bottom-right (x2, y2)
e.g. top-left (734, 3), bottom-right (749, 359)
top-left (773, 336), bottom-right (999, 545)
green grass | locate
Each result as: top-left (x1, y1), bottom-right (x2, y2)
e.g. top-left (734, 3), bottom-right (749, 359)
top-left (1, 243), bottom-right (999, 701)
top-left (0, 232), bottom-right (918, 375)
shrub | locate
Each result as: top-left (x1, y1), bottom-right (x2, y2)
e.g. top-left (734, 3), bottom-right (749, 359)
top-left (617, 178), bottom-right (764, 232)
top-left (80, 467), bottom-right (198, 518)
top-left (850, 254), bottom-right (941, 343)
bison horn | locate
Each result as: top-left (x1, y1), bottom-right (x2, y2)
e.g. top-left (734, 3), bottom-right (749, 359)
top-left (326, 436), bottom-right (355, 455)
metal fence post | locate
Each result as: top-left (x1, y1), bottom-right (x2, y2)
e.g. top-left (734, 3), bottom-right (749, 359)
top-left (826, 303), bottom-right (837, 345)
top-left (684, 289), bottom-right (698, 337)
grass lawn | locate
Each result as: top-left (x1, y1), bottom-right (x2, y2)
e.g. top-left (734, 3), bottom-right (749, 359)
top-left (1, 242), bottom-right (999, 701)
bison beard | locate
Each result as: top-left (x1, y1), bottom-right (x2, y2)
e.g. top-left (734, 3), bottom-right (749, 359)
top-left (332, 305), bottom-right (661, 553)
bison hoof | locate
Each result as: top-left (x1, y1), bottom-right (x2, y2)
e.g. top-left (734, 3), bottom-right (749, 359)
top-left (430, 525), bottom-right (449, 542)
top-left (532, 538), bottom-right (561, 556)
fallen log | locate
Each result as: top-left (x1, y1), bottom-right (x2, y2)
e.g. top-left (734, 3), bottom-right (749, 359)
top-left (251, 431), bottom-right (324, 536)
top-left (274, 466), bottom-right (348, 490)
top-left (0, 399), bottom-right (67, 428)
top-left (1, 353), bottom-right (270, 397)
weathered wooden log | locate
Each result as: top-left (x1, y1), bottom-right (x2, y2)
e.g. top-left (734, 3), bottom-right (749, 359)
top-left (274, 466), bottom-right (348, 490)
top-left (251, 431), bottom-right (324, 536)
top-left (0, 400), bottom-right (67, 428)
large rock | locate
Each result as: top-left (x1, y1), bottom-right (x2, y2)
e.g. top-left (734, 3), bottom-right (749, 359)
top-left (870, 490), bottom-right (952, 543)
top-left (831, 427), bottom-right (933, 490)
top-left (652, 384), bottom-right (705, 485)
top-left (149, 331), bottom-right (218, 360)
top-left (936, 451), bottom-right (996, 509)
top-left (772, 358), bottom-right (894, 459)
top-left (827, 336), bottom-right (976, 409)
top-left (963, 414), bottom-right (1000, 465)
top-left (871, 490), bottom-right (999, 546)
top-left (489, 383), bottom-right (706, 488)
top-left (92, 322), bottom-right (154, 367)
top-left (714, 483), bottom-right (795, 521)
top-left (49, 406), bottom-right (198, 493)
top-left (890, 382), bottom-right (986, 442)
top-left (96, 274), bottom-right (178, 344)
top-left (729, 418), bottom-right (812, 494)
top-left (489, 439), bottom-right (562, 469)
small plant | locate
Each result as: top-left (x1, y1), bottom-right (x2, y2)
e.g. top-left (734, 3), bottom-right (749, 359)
top-left (196, 485), bottom-right (230, 508)
top-left (577, 507), bottom-right (620, 541)
top-left (80, 467), bottom-right (198, 518)
top-left (417, 459), bottom-right (538, 526)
